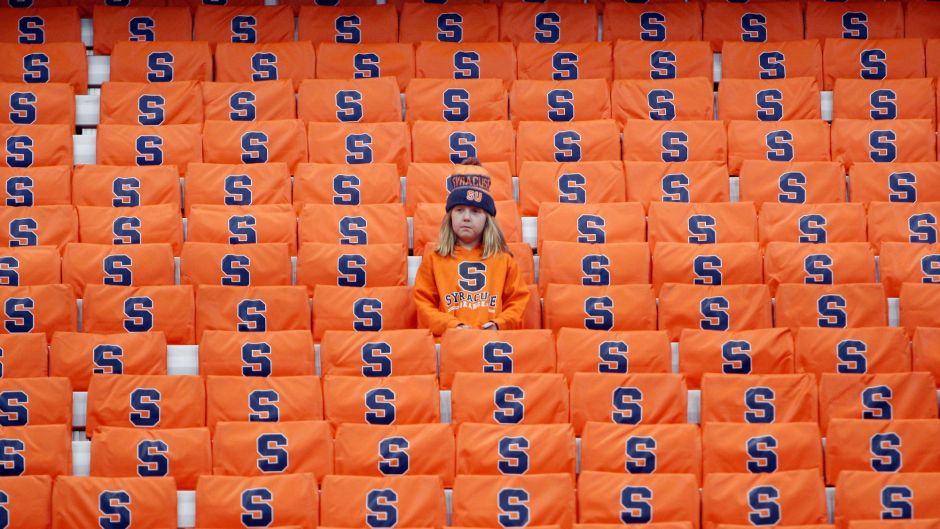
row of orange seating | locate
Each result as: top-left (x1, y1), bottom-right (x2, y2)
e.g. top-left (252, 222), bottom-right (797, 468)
top-left (10, 471), bottom-right (940, 528)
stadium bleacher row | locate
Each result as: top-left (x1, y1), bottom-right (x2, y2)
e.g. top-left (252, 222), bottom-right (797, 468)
top-left (2, 1), bottom-right (940, 529)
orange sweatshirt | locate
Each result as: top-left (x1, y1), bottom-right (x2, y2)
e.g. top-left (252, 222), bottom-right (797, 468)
top-left (414, 245), bottom-right (530, 336)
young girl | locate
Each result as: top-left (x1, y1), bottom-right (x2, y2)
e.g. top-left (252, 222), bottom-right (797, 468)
top-left (414, 159), bottom-right (530, 336)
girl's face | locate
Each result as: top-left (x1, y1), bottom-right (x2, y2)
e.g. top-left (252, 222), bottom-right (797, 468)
top-left (451, 205), bottom-right (487, 247)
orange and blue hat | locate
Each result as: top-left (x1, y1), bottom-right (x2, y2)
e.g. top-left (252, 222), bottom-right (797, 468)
top-left (446, 163), bottom-right (496, 217)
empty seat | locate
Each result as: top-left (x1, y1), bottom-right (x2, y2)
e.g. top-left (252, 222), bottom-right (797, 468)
top-left (0, 204), bottom-right (76, 251)
top-left (652, 242), bottom-right (762, 293)
top-left (308, 121), bottom-right (411, 173)
top-left (0, 475), bottom-right (51, 528)
top-left (539, 240), bottom-right (649, 293)
top-left (298, 242), bottom-right (407, 293)
top-left (203, 79), bottom-right (297, 122)
top-left (99, 80), bottom-right (202, 126)
top-left (516, 119), bottom-right (620, 173)
top-left (202, 118), bottom-right (307, 172)
top-left (92, 6), bottom-right (193, 55)
top-left (614, 40), bottom-right (713, 82)
top-left (659, 284), bottom-right (773, 341)
top-left (181, 242), bottom-right (291, 287)
top-left (0, 42), bottom-right (87, 92)
top-left (775, 283), bottom-right (887, 331)
top-left (517, 42), bottom-right (613, 82)
top-left (0, 165), bottom-right (70, 207)
top-left (542, 284), bottom-right (658, 334)
top-left (905, 3), bottom-right (940, 40)
top-left (727, 119), bottom-right (831, 174)
top-left (819, 372), bottom-right (938, 434)
top-left (623, 120), bottom-right (727, 164)
top-left (739, 160), bottom-right (845, 207)
top-left (831, 119), bottom-right (936, 169)
top-left (757, 202), bottom-right (868, 247)
top-left (72, 164), bottom-right (179, 208)
top-left (555, 327), bottom-right (670, 383)
top-left (199, 329), bottom-right (314, 377)
top-left (0, 6), bottom-right (80, 44)
top-left (335, 422), bottom-right (453, 484)
top-left (85, 374), bottom-right (205, 434)
top-left (298, 5), bottom-right (398, 44)
top-left (195, 285), bottom-right (310, 338)
top-left (0, 123), bottom-right (73, 169)
top-left (412, 119), bottom-right (514, 167)
top-left (215, 41), bottom-right (316, 90)
top-left (570, 372), bottom-right (687, 434)
top-left (76, 203), bottom-right (183, 254)
top-left (406, 161), bottom-right (512, 215)
top-left (299, 202), bottom-right (405, 247)
top-left (451, 372), bottom-right (568, 426)
top-left (913, 327), bottom-right (940, 388)
top-left (868, 201), bottom-right (940, 249)
top-left (699, 373), bottom-right (818, 425)
top-left (900, 283), bottom-right (940, 333)
top-left (322, 373), bottom-right (438, 427)
top-left (625, 161), bottom-right (729, 207)
top-left (823, 38), bottom-right (926, 91)
top-left (519, 160), bottom-right (625, 216)
top-left (0, 82), bottom-right (74, 127)
top-left (721, 40), bottom-right (823, 87)
top-left (0, 245), bottom-right (60, 287)
top-left (603, 2), bottom-right (702, 42)
top-left (90, 426), bottom-right (211, 490)
top-left (407, 78), bottom-right (507, 124)
top-left (316, 42), bottom-right (414, 91)
top-left (536, 202), bottom-right (646, 249)
top-left (110, 41), bottom-right (212, 83)
top-left (0, 422), bottom-right (69, 477)
top-left (319, 328), bottom-right (434, 377)
top-left (452, 474), bottom-right (575, 528)
top-left (53, 476), bottom-right (177, 529)
top-left (96, 123), bottom-right (203, 176)
top-left (399, 2), bottom-right (498, 43)
top-left (500, 3), bottom-right (596, 44)
top-left (414, 41), bottom-right (517, 87)
top-left (439, 328), bottom-right (554, 388)
top-left (879, 242), bottom-right (940, 297)
top-left (193, 5), bottom-right (294, 47)
top-left (300, 77), bottom-right (401, 123)
top-left (184, 162), bottom-right (291, 214)
top-left (613, 78), bottom-right (713, 124)
top-left (702, 2), bottom-right (804, 51)
top-left (63, 242), bottom-right (174, 296)
top-left (0, 333), bottom-right (47, 378)
top-left (805, 1), bottom-right (903, 41)
top-left (213, 420), bottom-right (332, 482)
top-left (849, 162), bottom-right (940, 204)
top-left (189, 204), bottom-right (298, 254)
top-left (679, 327), bottom-right (794, 390)
top-left (580, 471), bottom-right (700, 527)
top-left (205, 375), bottom-right (323, 433)
top-left (196, 473), bottom-right (318, 529)
top-left (718, 77), bottom-right (821, 122)
top-left (512, 79), bottom-right (610, 125)
top-left (647, 201), bottom-right (757, 248)
top-left (826, 419), bottom-right (940, 486)
top-left (581, 422), bottom-right (701, 483)
top-left (0, 377), bottom-right (70, 431)
top-left (763, 241), bottom-right (876, 293)
top-left (457, 422), bottom-right (574, 477)
top-left (833, 79), bottom-right (937, 122)
top-left (702, 421), bottom-right (822, 476)
top-left (320, 475), bottom-right (444, 529)
top-left (82, 284), bottom-right (195, 344)
top-left (795, 326), bottom-right (911, 380)
top-left (312, 285), bottom-right (415, 340)
top-left (702, 469), bottom-right (827, 528)
top-left (0, 284), bottom-right (75, 338)
top-left (835, 471), bottom-right (940, 528)
top-left (295, 162), bottom-right (399, 210)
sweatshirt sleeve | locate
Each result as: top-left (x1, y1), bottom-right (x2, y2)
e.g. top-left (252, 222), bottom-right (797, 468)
top-left (492, 254), bottom-right (531, 330)
top-left (413, 253), bottom-right (463, 336)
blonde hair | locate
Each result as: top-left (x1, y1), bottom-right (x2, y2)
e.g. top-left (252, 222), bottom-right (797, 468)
top-left (436, 210), bottom-right (511, 259)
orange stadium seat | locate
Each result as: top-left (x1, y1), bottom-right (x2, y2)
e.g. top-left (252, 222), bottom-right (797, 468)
top-left (406, 78), bottom-right (507, 124)
top-left (0, 284), bottom-right (74, 338)
top-left (184, 162), bottom-right (291, 214)
top-left (536, 202), bottom-right (646, 249)
top-left (0, 82), bottom-right (74, 127)
top-left (91, 6), bottom-right (193, 55)
top-left (517, 42), bottom-right (612, 82)
top-left (110, 41), bottom-right (212, 83)
top-left (414, 41), bottom-right (517, 87)
top-left (205, 375), bottom-right (323, 433)
top-left (199, 329), bottom-right (314, 377)
top-left (763, 241), bottom-right (876, 293)
top-left (451, 372), bottom-right (568, 426)
top-left (0, 6), bottom-right (80, 44)
top-left (299, 77), bottom-right (401, 123)
top-left (679, 327), bottom-right (794, 390)
top-left (297, 242), bottom-right (407, 293)
top-left (452, 474), bottom-right (575, 529)
top-left (580, 422), bottom-right (701, 483)
top-left (405, 161), bottom-right (512, 215)
top-left (757, 202), bottom-right (867, 247)
top-left (848, 522), bottom-right (940, 529)
top-left (818, 372), bottom-right (938, 434)
top-left (0, 423), bottom-right (69, 477)
top-left (99, 80), bottom-right (202, 125)
top-left (624, 161), bottom-right (729, 207)
top-left (188, 204), bottom-right (297, 254)
top-left (880, 242), bottom-right (940, 297)
top-left (0, 376), bottom-right (70, 429)
top-left (213, 420), bottom-right (332, 482)
top-left (76, 203), bottom-right (183, 254)
top-left (832, 79), bottom-right (937, 123)
top-left (795, 326), bottom-right (911, 380)
top-left (297, 5), bottom-right (398, 44)
top-left (312, 285), bottom-right (416, 340)
top-left (50, 330), bottom-right (166, 391)
top-left (832, 119), bottom-right (936, 169)
top-left (647, 201), bottom-right (757, 248)
top-left (900, 283), bottom-right (940, 333)
top-left (307, 121), bottom-right (411, 174)
top-left (614, 40), bottom-right (713, 82)
top-left (703, 1), bottom-right (804, 51)
top-left (335, 422), bottom-right (453, 485)
top-left (457, 422), bottom-right (574, 477)
top-left (835, 471), bottom-right (940, 528)
top-left (651, 241), bottom-right (761, 293)
top-left (906, 3), bottom-right (940, 40)
top-left (739, 160), bottom-right (845, 207)
top-left (90, 426), bottom-right (211, 490)
top-left (295, 162), bottom-right (399, 209)
top-left (298, 202), bottom-right (407, 247)
top-left (319, 328), bottom-right (434, 377)
top-left (180, 242), bottom-right (291, 287)
top-left (519, 160), bottom-right (625, 216)
top-left (53, 476), bottom-right (177, 529)
top-left (321, 373), bottom-right (438, 427)
top-left (701, 470), bottom-right (827, 529)
top-left (612, 78), bottom-right (714, 124)
top-left (826, 418), bottom-right (940, 486)
top-left (869, 201), bottom-right (940, 249)
top-left (823, 38), bottom-right (926, 91)
top-left (316, 43), bottom-right (413, 91)
top-left (570, 372), bottom-right (687, 434)
top-left (913, 326), bottom-right (940, 387)
top-left (399, 3), bottom-right (498, 43)
top-left (439, 328), bottom-right (555, 388)
top-left (538, 240), bottom-right (649, 293)
top-left (602, 2), bottom-right (702, 42)
top-left (194, 285), bottom-right (310, 338)
top-left (0, 123), bottom-right (72, 169)
top-left (579, 471), bottom-right (699, 528)
top-left (203, 79), bottom-right (297, 122)
top-left (0, 245), bottom-right (60, 287)
top-left (511, 79), bottom-right (609, 126)
top-left (721, 40), bottom-right (823, 87)
top-left (196, 474), bottom-right (318, 529)
top-left (215, 41), bottom-right (316, 89)
top-left (202, 119), bottom-right (307, 172)
top-left (193, 5), bottom-right (294, 47)
top-left (0, 204), bottom-right (76, 252)
top-left (0, 475), bottom-right (51, 528)
top-left (85, 374), bottom-right (205, 434)
top-left (411, 120), bottom-right (514, 167)
top-left (0, 165), bottom-right (71, 207)
top-left (96, 123), bottom-right (203, 175)
top-left (62, 242), bottom-right (175, 294)
top-left (849, 162), bottom-right (940, 204)
top-left (82, 284), bottom-right (195, 344)
top-left (659, 284), bottom-right (773, 341)
top-left (499, 3), bottom-right (596, 44)
top-left (622, 120), bottom-right (727, 164)
top-left (72, 164), bottom-right (179, 208)
top-left (702, 421), bottom-right (822, 476)
top-left (542, 284), bottom-right (658, 334)
top-left (727, 119), bottom-right (831, 174)
top-left (0, 42), bottom-right (87, 93)
top-left (775, 283), bottom-right (887, 331)
top-left (699, 373), bottom-right (818, 424)
top-left (515, 119), bottom-right (621, 173)
top-left (320, 475), bottom-right (444, 529)
top-left (717, 77), bottom-right (821, 122)
top-left (0, 333), bottom-right (48, 378)
top-left (806, 1), bottom-right (904, 41)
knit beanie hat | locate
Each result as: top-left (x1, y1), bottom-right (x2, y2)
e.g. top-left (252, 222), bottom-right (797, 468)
top-left (445, 161), bottom-right (496, 217)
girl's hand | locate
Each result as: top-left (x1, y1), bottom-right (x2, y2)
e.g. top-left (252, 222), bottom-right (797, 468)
top-left (481, 321), bottom-right (498, 330)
